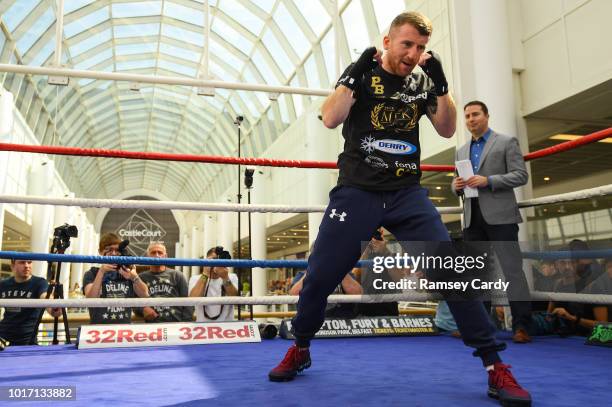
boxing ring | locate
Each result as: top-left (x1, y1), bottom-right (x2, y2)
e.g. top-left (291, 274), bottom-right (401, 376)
top-left (1, 333), bottom-right (609, 406)
top-left (0, 128), bottom-right (611, 407)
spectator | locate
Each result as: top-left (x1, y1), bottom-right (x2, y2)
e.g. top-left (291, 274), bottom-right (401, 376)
top-left (0, 259), bottom-right (62, 346)
top-left (544, 252), bottom-right (609, 336)
top-left (568, 239), bottom-right (603, 292)
top-left (533, 260), bottom-right (558, 292)
top-left (189, 246), bottom-right (239, 322)
top-left (353, 229), bottom-right (400, 317)
top-left (532, 260), bottom-right (559, 312)
top-left (584, 258), bottom-right (611, 324)
top-left (69, 282), bottom-right (81, 296)
top-left (290, 248), bottom-right (363, 318)
top-left (83, 233), bottom-right (149, 324)
top-left (137, 242), bottom-right (193, 323)
top-left (434, 301), bottom-right (461, 338)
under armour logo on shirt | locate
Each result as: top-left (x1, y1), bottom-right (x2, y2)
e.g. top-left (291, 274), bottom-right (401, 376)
top-left (329, 209), bottom-right (347, 221)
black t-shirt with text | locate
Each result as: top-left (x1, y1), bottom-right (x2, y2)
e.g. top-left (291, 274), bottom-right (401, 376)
top-left (83, 267), bottom-right (134, 324)
top-left (0, 276), bottom-right (48, 345)
top-left (337, 65), bottom-right (438, 190)
top-left (138, 269), bottom-right (193, 322)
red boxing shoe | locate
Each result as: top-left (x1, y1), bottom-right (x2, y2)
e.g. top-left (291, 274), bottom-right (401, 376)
top-left (488, 362), bottom-right (532, 406)
top-left (268, 345), bottom-right (311, 382)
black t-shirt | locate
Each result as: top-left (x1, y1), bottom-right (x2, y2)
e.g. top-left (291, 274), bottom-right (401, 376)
top-left (337, 65), bottom-right (438, 191)
top-left (138, 269), bottom-right (193, 322)
top-left (83, 267), bottom-right (134, 324)
top-left (0, 276), bottom-right (48, 345)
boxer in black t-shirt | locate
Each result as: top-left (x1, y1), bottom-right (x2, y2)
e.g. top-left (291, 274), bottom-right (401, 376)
top-left (268, 11), bottom-right (531, 407)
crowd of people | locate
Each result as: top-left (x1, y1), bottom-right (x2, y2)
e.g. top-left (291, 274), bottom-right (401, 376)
top-left (0, 233), bottom-right (242, 346)
top-left (1, 232), bottom-right (609, 347)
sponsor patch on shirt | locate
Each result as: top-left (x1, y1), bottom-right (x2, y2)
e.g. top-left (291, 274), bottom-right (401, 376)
top-left (361, 136), bottom-right (417, 155)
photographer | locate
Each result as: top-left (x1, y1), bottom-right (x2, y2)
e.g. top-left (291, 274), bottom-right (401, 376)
top-left (0, 258), bottom-right (62, 346)
top-left (188, 246), bottom-right (238, 322)
top-left (83, 233), bottom-right (149, 324)
top-left (138, 242), bottom-right (193, 323)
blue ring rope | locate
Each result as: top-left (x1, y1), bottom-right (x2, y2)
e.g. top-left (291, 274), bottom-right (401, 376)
top-left (0, 249), bottom-right (610, 269)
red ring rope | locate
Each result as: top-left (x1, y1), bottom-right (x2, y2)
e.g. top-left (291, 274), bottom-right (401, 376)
top-left (0, 127), bottom-right (609, 172)
top-left (0, 142), bottom-right (454, 172)
top-left (524, 127), bottom-right (611, 161)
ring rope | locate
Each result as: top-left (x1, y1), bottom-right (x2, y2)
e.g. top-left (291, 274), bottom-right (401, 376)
top-left (0, 184), bottom-right (609, 214)
top-left (523, 127), bottom-right (612, 161)
top-left (1, 291), bottom-right (611, 308)
top-left (517, 184), bottom-right (612, 208)
top-left (0, 142), bottom-right (453, 172)
top-left (0, 251), bottom-right (315, 268)
top-left (1, 249), bottom-right (611, 269)
top-left (1, 129), bottom-right (609, 171)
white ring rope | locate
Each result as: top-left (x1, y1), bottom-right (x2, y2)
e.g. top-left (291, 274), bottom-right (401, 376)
top-left (0, 184), bottom-right (610, 214)
top-left (517, 184), bottom-right (612, 208)
top-left (1, 291), bottom-right (610, 308)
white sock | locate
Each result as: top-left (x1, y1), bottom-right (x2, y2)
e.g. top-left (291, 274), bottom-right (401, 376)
top-left (486, 364), bottom-right (495, 372)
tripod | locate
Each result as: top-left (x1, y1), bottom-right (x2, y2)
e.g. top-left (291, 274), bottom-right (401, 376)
top-left (30, 224), bottom-right (77, 345)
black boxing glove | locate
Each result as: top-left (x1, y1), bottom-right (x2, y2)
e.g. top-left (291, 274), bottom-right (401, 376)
top-left (336, 47), bottom-right (378, 90)
top-left (421, 50), bottom-right (448, 95)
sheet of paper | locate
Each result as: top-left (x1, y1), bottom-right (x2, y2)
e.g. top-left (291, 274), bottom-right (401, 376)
top-left (455, 160), bottom-right (478, 198)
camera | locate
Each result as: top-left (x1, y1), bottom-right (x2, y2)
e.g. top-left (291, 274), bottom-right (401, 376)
top-left (234, 115), bottom-right (244, 125)
top-left (54, 224), bottom-right (78, 239)
top-left (214, 246), bottom-right (231, 260)
top-left (244, 167), bottom-right (255, 189)
top-left (116, 239), bottom-right (134, 276)
top-left (52, 224), bottom-right (78, 252)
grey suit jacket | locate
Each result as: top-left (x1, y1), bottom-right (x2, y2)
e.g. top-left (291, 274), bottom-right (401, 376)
top-left (452, 130), bottom-right (528, 228)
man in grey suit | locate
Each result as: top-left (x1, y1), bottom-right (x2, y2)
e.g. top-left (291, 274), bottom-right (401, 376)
top-left (452, 100), bottom-right (533, 344)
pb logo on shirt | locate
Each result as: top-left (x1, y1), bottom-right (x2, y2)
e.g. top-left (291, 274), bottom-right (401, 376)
top-left (371, 76), bottom-right (384, 94)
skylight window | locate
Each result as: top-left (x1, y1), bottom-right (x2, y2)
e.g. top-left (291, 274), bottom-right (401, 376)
top-left (64, 6), bottom-right (110, 38)
top-left (112, 1), bottom-right (162, 18)
top-left (161, 24), bottom-right (204, 47)
top-left (273, 2), bottom-right (310, 59)
top-left (218, 0), bottom-right (264, 36)
top-left (163, 1), bottom-right (203, 26)
top-left (17, 7), bottom-right (54, 55)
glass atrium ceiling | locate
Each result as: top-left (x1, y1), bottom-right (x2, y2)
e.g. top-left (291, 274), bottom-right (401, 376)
top-left (0, 0), bottom-right (407, 201)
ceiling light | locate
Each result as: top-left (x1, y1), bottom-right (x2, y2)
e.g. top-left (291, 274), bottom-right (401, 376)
top-left (543, 177), bottom-right (550, 181)
top-left (435, 186), bottom-right (442, 190)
